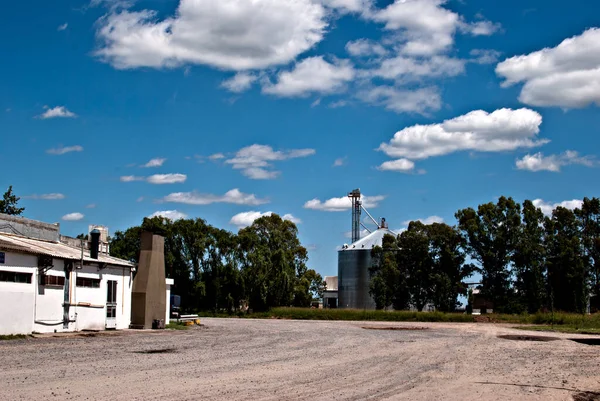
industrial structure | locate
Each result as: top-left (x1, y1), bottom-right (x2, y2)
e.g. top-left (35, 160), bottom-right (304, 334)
top-left (0, 213), bottom-right (173, 335)
top-left (337, 189), bottom-right (397, 309)
top-left (323, 276), bottom-right (338, 308)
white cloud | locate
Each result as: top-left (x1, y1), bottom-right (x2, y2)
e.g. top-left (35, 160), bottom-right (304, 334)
top-left (86, 204), bottom-right (97, 209)
top-left (120, 175), bottom-right (145, 182)
top-left (462, 20), bottom-right (501, 36)
top-left (532, 199), bottom-right (583, 216)
top-left (121, 174), bottom-right (187, 184)
top-left (333, 157), bottom-right (346, 167)
top-left (94, 0), bottom-right (327, 71)
top-left (162, 189), bottom-right (268, 206)
top-left (37, 106), bottom-right (76, 119)
top-left (221, 72), bottom-right (258, 93)
top-left (516, 151), bottom-right (594, 172)
top-left (263, 56), bottom-right (355, 97)
top-left (209, 153), bottom-right (226, 160)
top-left (378, 158), bottom-right (415, 173)
top-left (57, 23), bottom-right (68, 31)
top-left (146, 174), bottom-right (187, 184)
top-left (149, 210), bottom-right (188, 220)
top-left (470, 49), bottom-right (502, 65)
top-left (372, 55), bottom-right (465, 81)
top-left (304, 194), bottom-right (385, 212)
top-left (320, 0), bottom-right (372, 13)
top-left (358, 86), bottom-right (441, 114)
top-left (496, 28), bottom-right (600, 108)
top-left (62, 212), bottom-right (84, 221)
top-left (142, 158), bottom-right (166, 168)
top-left (230, 211), bottom-right (301, 228)
top-left (379, 108), bottom-right (545, 160)
top-left (46, 145), bottom-right (84, 155)
top-left (25, 193), bottom-right (66, 200)
top-left (225, 144), bottom-right (316, 179)
top-left (345, 39), bottom-right (387, 57)
top-left (329, 100), bottom-right (348, 109)
top-left (402, 215), bottom-right (444, 225)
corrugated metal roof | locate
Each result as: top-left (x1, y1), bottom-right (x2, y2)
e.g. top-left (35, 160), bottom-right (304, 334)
top-left (0, 232), bottom-right (135, 268)
top-left (339, 228), bottom-right (397, 251)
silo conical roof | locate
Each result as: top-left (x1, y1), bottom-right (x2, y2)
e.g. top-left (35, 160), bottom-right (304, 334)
top-left (340, 227), bottom-right (397, 251)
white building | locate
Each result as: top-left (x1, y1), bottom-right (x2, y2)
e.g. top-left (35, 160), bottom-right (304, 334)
top-left (0, 214), bottom-right (173, 335)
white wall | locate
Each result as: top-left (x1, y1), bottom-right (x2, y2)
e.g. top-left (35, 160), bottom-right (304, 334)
top-left (0, 252), bottom-right (36, 335)
top-left (165, 278), bottom-right (173, 325)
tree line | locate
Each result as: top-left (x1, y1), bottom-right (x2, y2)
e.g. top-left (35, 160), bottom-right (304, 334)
top-left (110, 214), bottom-right (325, 313)
top-left (370, 197), bottom-right (600, 314)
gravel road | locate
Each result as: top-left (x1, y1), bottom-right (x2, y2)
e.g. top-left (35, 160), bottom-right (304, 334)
top-left (1, 318), bottom-right (599, 400)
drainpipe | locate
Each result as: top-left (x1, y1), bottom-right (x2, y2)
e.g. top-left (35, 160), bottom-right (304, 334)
top-left (63, 261), bottom-right (72, 329)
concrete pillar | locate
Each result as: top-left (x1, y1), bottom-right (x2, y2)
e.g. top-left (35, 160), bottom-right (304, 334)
top-left (130, 232), bottom-right (166, 329)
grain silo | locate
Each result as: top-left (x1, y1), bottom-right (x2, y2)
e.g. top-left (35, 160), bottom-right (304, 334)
top-left (337, 189), bottom-right (396, 309)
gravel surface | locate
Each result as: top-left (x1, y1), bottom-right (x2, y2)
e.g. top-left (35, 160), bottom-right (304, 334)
top-left (1, 318), bottom-right (599, 400)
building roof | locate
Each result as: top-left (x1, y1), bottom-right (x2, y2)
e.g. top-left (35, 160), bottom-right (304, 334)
top-left (339, 228), bottom-right (398, 251)
top-left (0, 232), bottom-right (135, 268)
top-left (324, 276), bottom-right (338, 291)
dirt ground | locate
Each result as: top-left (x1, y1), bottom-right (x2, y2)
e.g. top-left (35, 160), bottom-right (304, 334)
top-left (1, 318), bottom-right (599, 400)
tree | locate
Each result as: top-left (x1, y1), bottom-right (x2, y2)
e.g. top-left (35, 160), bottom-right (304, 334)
top-left (513, 200), bottom-right (547, 313)
top-left (545, 207), bottom-right (588, 313)
top-left (398, 221), bottom-right (433, 311)
top-left (0, 186), bottom-right (25, 216)
top-left (293, 269), bottom-right (324, 307)
top-left (370, 234), bottom-right (407, 310)
top-left (427, 223), bottom-right (474, 312)
top-left (576, 197), bottom-right (600, 307)
top-left (456, 196), bottom-right (522, 313)
top-left (238, 214), bottom-right (308, 311)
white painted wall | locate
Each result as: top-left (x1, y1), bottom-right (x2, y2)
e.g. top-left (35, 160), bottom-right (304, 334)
top-left (0, 252), bottom-right (36, 335)
top-left (165, 278), bottom-right (173, 325)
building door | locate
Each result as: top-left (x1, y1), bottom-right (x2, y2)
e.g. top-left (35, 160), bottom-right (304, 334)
top-left (106, 280), bottom-right (117, 329)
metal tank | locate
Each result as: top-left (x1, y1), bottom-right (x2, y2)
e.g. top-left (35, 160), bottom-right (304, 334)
top-left (338, 228), bottom-right (396, 309)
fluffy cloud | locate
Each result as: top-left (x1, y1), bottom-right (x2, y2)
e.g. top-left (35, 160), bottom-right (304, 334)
top-left (94, 0), bottom-right (327, 71)
top-left (149, 210), bottom-right (188, 220)
top-left (46, 145), bottom-right (84, 155)
top-left (532, 199), bottom-right (583, 216)
top-left (304, 194), bottom-right (385, 212)
top-left (333, 157), bottom-right (346, 167)
top-left (162, 189), bottom-right (268, 206)
top-left (372, 55), bottom-right (465, 81)
top-left (377, 158), bottom-right (415, 173)
top-left (221, 72), bottom-right (258, 93)
top-left (320, 0), bottom-right (372, 13)
top-left (120, 174), bottom-right (187, 184)
top-left (230, 211), bottom-right (301, 228)
top-left (25, 193), bottom-right (66, 200)
top-left (62, 212), bottom-right (84, 221)
top-left (463, 20), bottom-right (501, 36)
top-left (402, 215), bottom-right (444, 225)
top-left (470, 49), bottom-right (502, 65)
top-left (37, 106), bottom-right (76, 119)
top-left (358, 86), bottom-right (441, 114)
top-left (379, 108), bottom-right (545, 160)
top-left (516, 151), bottom-right (594, 172)
top-left (142, 158), bottom-right (166, 168)
top-left (57, 23), bottom-right (68, 31)
top-left (496, 28), bottom-right (600, 108)
top-left (225, 144), bottom-right (315, 179)
top-left (209, 153), bottom-right (226, 160)
top-left (345, 39), bottom-right (387, 57)
top-left (263, 57), bottom-right (355, 97)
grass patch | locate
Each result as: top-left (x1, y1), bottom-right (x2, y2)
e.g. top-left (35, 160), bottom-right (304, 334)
top-left (165, 321), bottom-right (189, 330)
top-left (0, 334), bottom-right (29, 341)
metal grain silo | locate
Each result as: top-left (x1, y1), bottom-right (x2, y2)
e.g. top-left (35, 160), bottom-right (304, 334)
top-left (338, 228), bottom-right (396, 309)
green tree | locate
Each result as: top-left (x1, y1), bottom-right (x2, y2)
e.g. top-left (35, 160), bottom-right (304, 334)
top-left (575, 197), bottom-right (600, 306)
top-left (427, 223), bottom-right (474, 312)
top-left (398, 221), bottom-right (433, 311)
top-left (545, 207), bottom-right (588, 313)
top-left (238, 214), bottom-right (308, 311)
top-left (513, 200), bottom-right (547, 313)
top-left (369, 234), bottom-right (409, 310)
top-left (0, 186), bottom-right (25, 216)
top-left (456, 196), bottom-right (522, 312)
top-left (293, 269), bottom-right (324, 307)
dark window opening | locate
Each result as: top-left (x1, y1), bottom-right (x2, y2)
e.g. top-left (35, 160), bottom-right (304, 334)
top-left (41, 275), bottom-right (65, 287)
top-left (76, 277), bottom-right (100, 288)
top-left (0, 271), bottom-right (32, 284)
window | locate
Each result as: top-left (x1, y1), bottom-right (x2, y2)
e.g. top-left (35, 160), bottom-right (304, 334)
top-left (0, 271), bottom-right (32, 284)
top-left (76, 277), bottom-right (100, 288)
top-left (41, 275), bottom-right (65, 287)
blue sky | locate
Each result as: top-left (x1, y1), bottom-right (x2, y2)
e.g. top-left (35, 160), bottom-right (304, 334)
top-left (2, 0), bottom-right (600, 277)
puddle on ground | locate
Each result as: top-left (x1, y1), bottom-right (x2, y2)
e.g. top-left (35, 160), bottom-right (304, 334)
top-left (362, 326), bottom-right (429, 331)
top-left (134, 348), bottom-right (177, 354)
top-left (497, 334), bottom-right (560, 342)
top-left (569, 338), bottom-right (600, 346)
top-left (573, 391), bottom-right (600, 401)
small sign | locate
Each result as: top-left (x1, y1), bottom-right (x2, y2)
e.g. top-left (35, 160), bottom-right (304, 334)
top-left (0, 252), bottom-right (4, 264)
